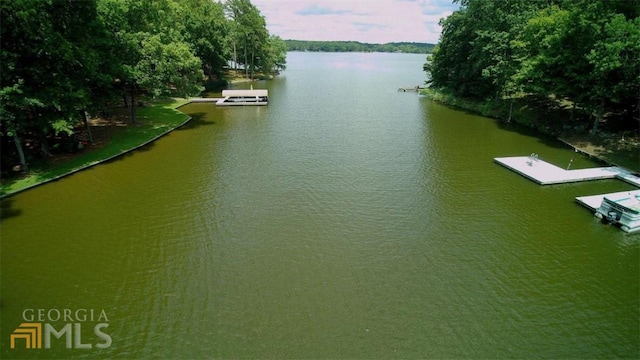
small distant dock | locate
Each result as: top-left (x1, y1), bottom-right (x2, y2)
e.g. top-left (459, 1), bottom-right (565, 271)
top-left (493, 155), bottom-right (639, 186)
top-left (398, 86), bottom-right (425, 92)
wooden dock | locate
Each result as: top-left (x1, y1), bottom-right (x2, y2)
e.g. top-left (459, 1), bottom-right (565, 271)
top-left (493, 156), bottom-right (638, 185)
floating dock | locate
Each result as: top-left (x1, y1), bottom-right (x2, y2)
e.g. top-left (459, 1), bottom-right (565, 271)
top-left (493, 156), bottom-right (638, 185)
top-left (215, 89), bottom-right (268, 106)
top-left (496, 155), bottom-right (640, 233)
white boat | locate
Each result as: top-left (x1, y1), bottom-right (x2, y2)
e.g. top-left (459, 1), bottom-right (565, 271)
top-left (595, 192), bottom-right (640, 232)
top-left (215, 89), bottom-right (268, 106)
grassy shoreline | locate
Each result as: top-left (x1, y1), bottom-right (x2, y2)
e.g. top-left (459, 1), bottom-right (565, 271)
top-left (0, 71), bottom-right (270, 199)
top-left (421, 88), bottom-right (639, 172)
top-left (0, 98), bottom-right (191, 199)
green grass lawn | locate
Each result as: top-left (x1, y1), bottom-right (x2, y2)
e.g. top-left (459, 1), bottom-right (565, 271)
top-left (0, 98), bottom-right (191, 197)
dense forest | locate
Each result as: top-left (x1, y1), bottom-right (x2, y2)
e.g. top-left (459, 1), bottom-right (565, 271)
top-left (425, 0), bottom-right (639, 135)
top-left (0, 0), bottom-right (287, 172)
top-left (285, 40), bottom-right (435, 54)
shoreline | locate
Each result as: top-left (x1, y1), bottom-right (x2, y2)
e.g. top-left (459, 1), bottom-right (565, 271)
top-left (0, 74), bottom-right (270, 200)
top-left (556, 138), bottom-right (625, 170)
top-left (421, 88), bottom-right (639, 173)
top-left (0, 99), bottom-right (192, 200)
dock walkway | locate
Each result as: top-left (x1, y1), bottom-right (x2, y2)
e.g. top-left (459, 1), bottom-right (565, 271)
top-left (494, 156), bottom-right (638, 185)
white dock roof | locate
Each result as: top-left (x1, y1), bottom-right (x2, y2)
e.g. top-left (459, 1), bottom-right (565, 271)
top-left (222, 89), bottom-right (268, 97)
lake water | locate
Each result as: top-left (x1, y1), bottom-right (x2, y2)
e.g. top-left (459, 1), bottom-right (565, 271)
top-left (1, 52), bottom-right (638, 359)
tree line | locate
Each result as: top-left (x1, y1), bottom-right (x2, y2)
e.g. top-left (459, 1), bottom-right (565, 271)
top-left (1, 0), bottom-right (286, 172)
top-left (425, 0), bottom-right (639, 135)
top-left (285, 40), bottom-right (435, 54)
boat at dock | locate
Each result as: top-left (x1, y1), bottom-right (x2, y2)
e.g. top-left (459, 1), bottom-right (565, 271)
top-left (593, 191), bottom-right (640, 233)
top-left (496, 154), bottom-right (640, 233)
top-left (216, 89), bottom-right (268, 106)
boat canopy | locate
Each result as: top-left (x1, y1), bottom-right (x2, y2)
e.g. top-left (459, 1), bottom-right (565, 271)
top-left (222, 89), bottom-right (268, 97)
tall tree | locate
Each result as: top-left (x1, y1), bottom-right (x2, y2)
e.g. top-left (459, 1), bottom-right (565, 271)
top-left (178, 0), bottom-right (229, 81)
top-left (134, 34), bottom-right (203, 98)
top-left (266, 35), bottom-right (288, 73)
top-left (1, 0), bottom-right (113, 168)
top-left (424, 8), bottom-right (478, 97)
top-left (516, 0), bottom-right (640, 133)
top-left (225, 0), bottom-right (269, 78)
top-left (97, 0), bottom-right (204, 123)
top-left (427, 0), bottom-right (639, 134)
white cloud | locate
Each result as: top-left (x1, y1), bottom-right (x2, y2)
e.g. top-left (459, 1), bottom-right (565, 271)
top-left (251, 0), bottom-right (459, 44)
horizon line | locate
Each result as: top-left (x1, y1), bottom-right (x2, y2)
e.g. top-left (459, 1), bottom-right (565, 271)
top-left (283, 39), bottom-right (437, 45)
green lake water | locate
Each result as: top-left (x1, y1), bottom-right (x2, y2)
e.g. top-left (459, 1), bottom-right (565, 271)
top-left (1, 52), bottom-right (638, 359)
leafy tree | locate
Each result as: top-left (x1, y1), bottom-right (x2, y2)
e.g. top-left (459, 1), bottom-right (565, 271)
top-left (426, 0), bottom-right (639, 134)
top-left (267, 35), bottom-right (288, 73)
top-left (134, 35), bottom-right (203, 98)
top-left (516, 0), bottom-right (639, 133)
top-left (225, 0), bottom-right (269, 78)
top-left (97, 0), bottom-right (204, 123)
top-left (581, 2), bottom-right (640, 133)
top-left (97, 0), bottom-right (156, 122)
top-left (1, 0), bottom-right (285, 170)
top-left (424, 8), bottom-right (478, 97)
top-left (172, 0), bottom-right (229, 81)
top-left (1, 0), bottom-right (113, 169)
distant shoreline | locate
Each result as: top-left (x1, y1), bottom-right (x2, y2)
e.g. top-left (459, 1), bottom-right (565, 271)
top-left (285, 40), bottom-right (435, 54)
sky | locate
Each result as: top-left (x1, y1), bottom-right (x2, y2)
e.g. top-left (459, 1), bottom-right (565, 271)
top-left (251, 0), bottom-right (461, 44)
